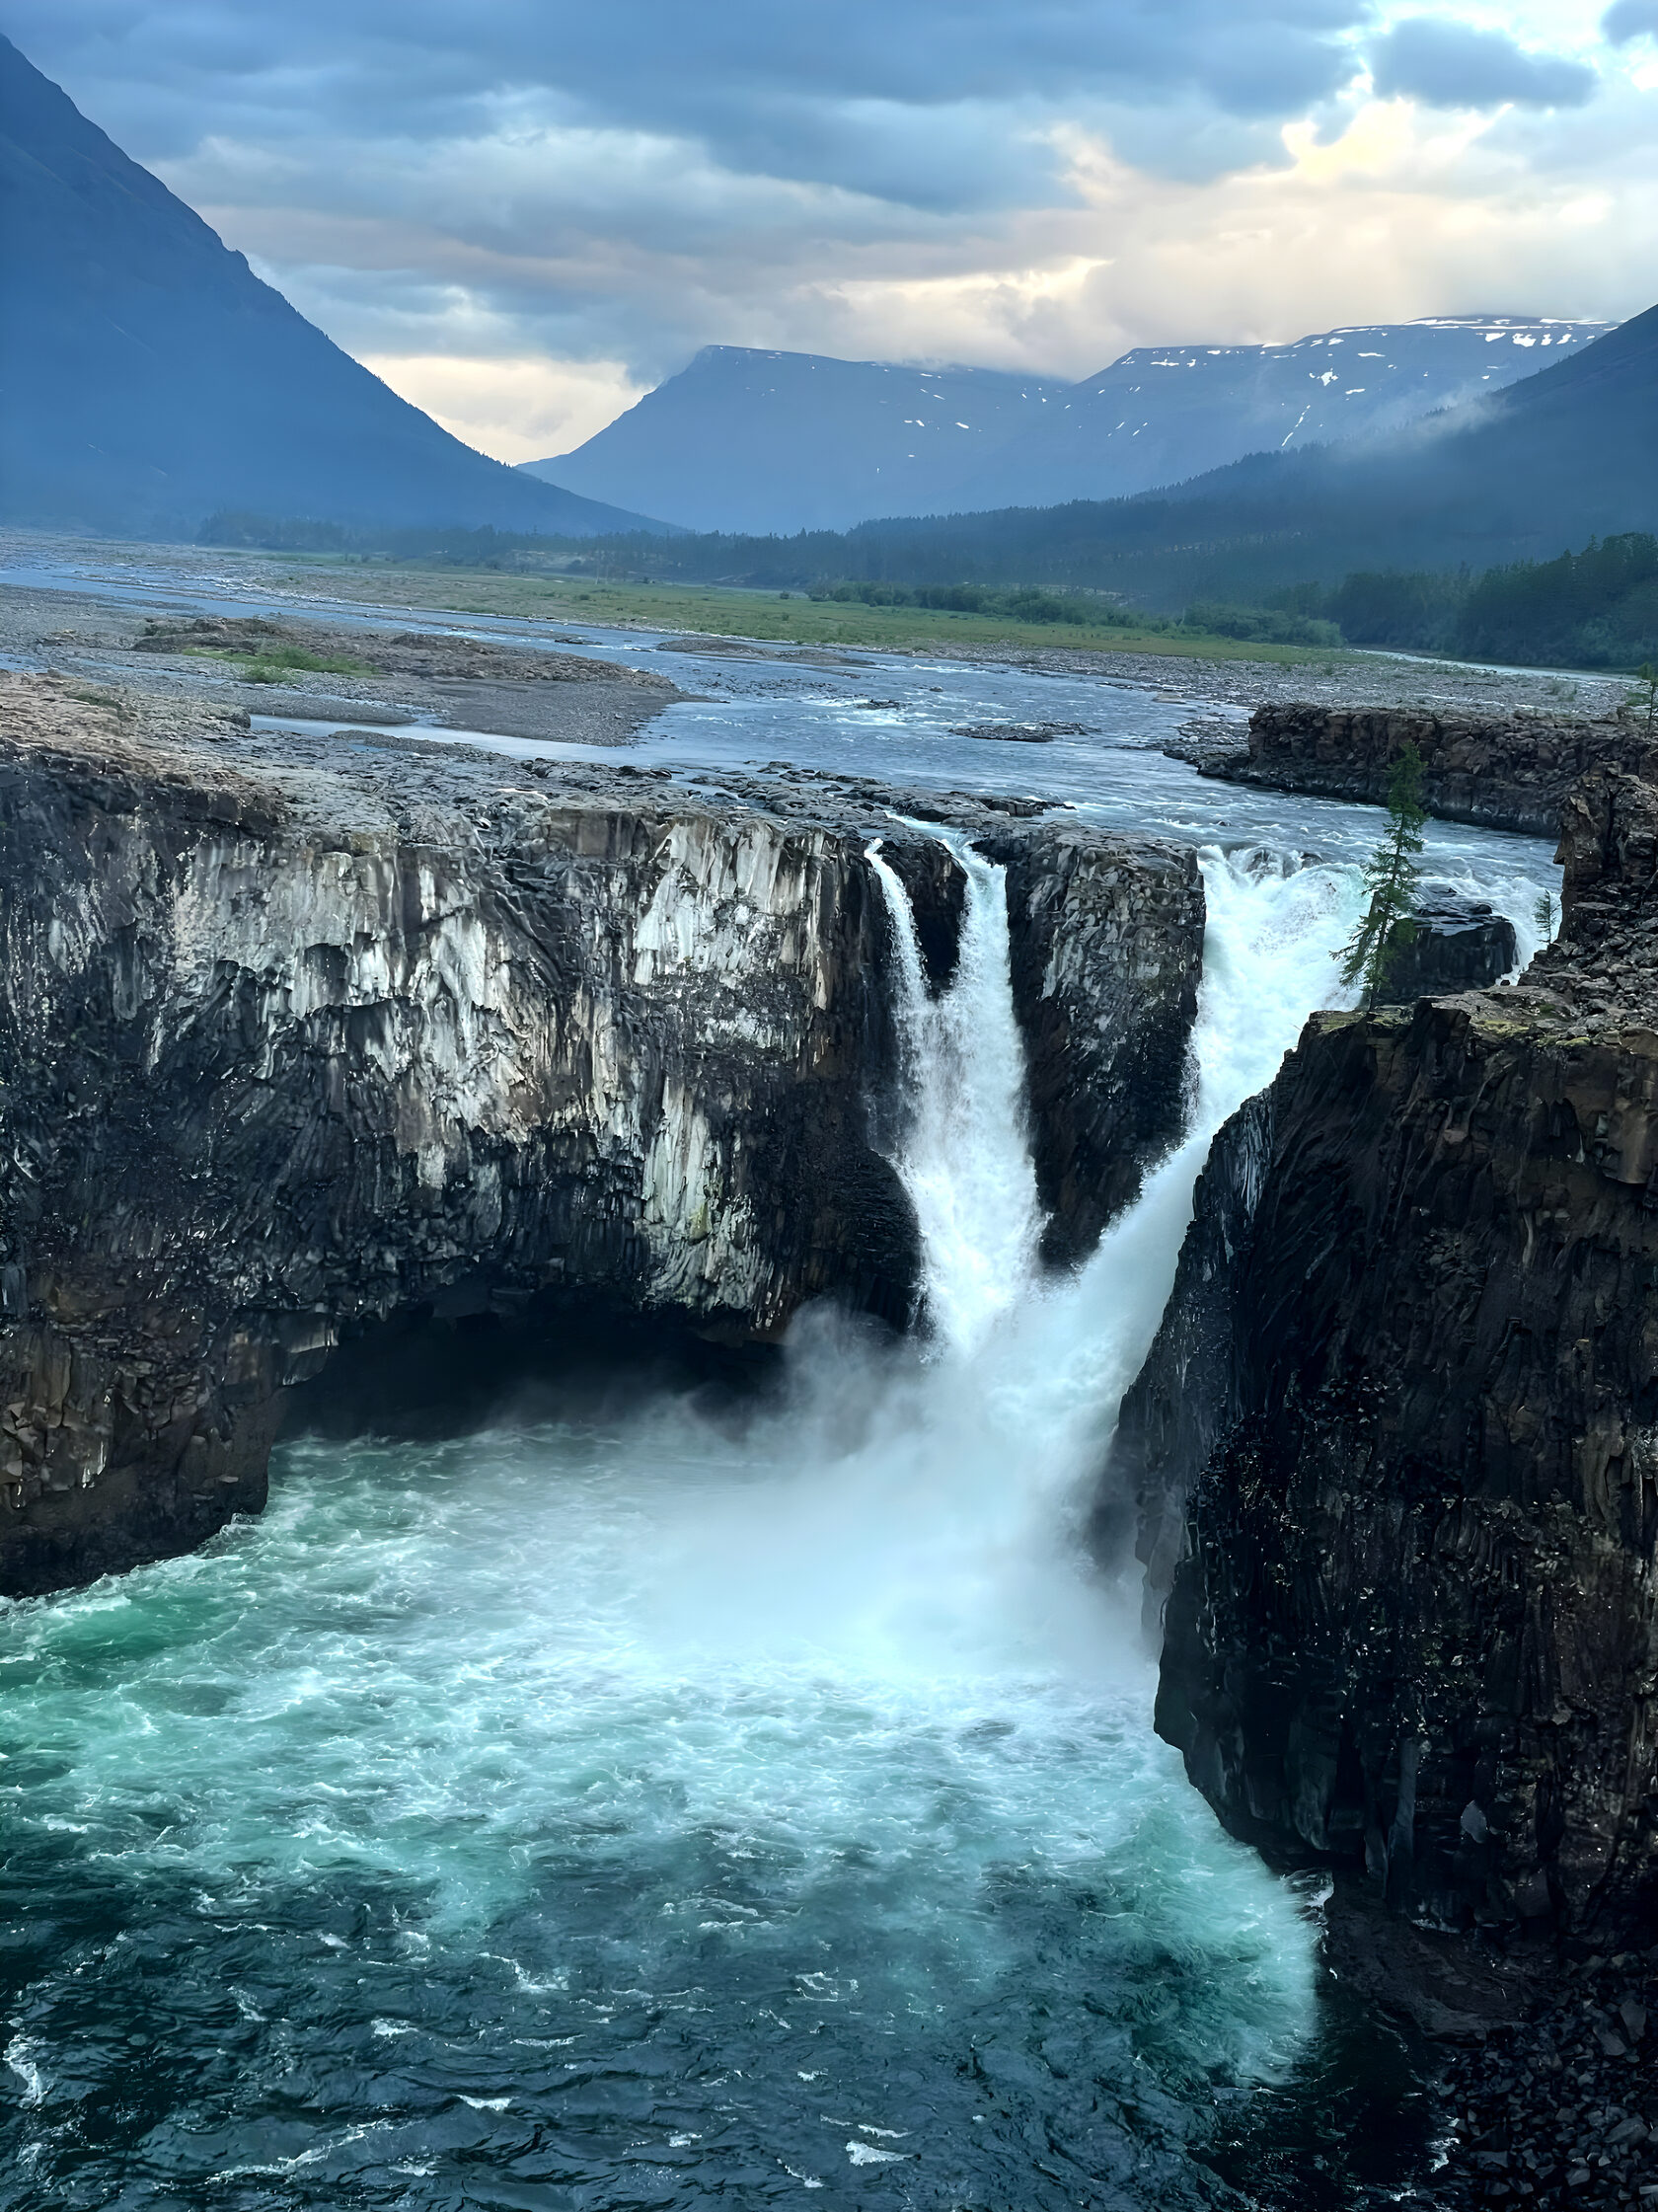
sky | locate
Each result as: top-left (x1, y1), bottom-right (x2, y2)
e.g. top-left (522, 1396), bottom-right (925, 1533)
top-left (8, 1), bottom-right (1658, 461)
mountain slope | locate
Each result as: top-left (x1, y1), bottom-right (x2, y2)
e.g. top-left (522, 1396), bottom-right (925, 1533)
top-left (526, 321), bottom-right (1613, 539)
top-left (521, 347), bottom-right (1073, 533)
top-left (736, 307), bottom-right (1658, 606)
top-left (0, 36), bottom-right (665, 537)
top-left (951, 317), bottom-right (1614, 513)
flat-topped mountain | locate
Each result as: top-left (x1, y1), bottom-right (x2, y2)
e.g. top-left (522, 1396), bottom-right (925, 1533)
top-left (0, 35), bottom-right (664, 538)
top-left (522, 347), bottom-right (1074, 534)
top-left (953, 316), bottom-right (1615, 512)
top-left (523, 320), bottom-right (1611, 536)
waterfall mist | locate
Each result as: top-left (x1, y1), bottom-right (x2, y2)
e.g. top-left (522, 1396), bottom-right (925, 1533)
top-left (2, 843), bottom-right (1400, 2207)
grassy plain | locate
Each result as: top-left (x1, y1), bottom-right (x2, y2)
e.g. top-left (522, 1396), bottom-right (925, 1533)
top-left (261, 558), bottom-right (1354, 666)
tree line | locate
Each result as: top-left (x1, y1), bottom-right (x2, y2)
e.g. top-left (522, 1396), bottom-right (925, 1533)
top-left (197, 507), bottom-right (1658, 673)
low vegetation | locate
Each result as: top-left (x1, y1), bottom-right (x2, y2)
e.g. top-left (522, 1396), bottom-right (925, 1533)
top-left (197, 509), bottom-right (1658, 674)
top-left (178, 642), bottom-right (374, 682)
top-left (223, 563), bottom-right (1349, 663)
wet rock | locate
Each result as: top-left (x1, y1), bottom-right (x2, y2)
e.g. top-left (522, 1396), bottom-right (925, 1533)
top-left (989, 825), bottom-right (1204, 1264)
top-left (1114, 758), bottom-right (1658, 1945)
top-left (0, 673), bottom-right (1205, 1595)
top-left (1383, 897), bottom-right (1520, 999)
top-left (950, 720), bottom-right (1087, 743)
top-left (1205, 700), bottom-right (1658, 836)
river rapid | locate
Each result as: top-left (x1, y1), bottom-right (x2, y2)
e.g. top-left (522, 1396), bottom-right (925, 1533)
top-left (0, 557), bottom-right (1561, 2209)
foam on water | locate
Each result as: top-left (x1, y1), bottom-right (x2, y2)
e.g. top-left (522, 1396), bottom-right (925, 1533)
top-left (0, 845), bottom-right (1435, 2207)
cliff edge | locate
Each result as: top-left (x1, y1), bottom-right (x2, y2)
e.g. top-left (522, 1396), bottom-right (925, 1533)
top-left (1206, 700), bottom-right (1658, 837)
top-left (0, 675), bottom-right (1204, 1595)
top-left (1115, 758), bottom-right (1658, 1941)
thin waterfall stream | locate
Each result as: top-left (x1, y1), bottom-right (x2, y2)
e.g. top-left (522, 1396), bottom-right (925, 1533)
top-left (1, 844), bottom-right (1468, 2206)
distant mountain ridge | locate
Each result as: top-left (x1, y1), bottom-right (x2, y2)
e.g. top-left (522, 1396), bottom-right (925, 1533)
top-left (951, 316), bottom-right (1615, 513)
top-left (523, 319), bottom-right (1615, 536)
top-left (728, 305), bottom-right (1658, 606)
top-left (0, 35), bottom-right (667, 538)
top-left (523, 348), bottom-right (1075, 534)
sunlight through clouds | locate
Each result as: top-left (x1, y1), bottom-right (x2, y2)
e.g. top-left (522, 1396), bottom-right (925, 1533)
top-left (6, 0), bottom-right (1656, 457)
top-left (358, 354), bottom-right (648, 463)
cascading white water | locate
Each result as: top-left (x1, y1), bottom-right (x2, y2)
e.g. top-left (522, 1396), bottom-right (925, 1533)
top-left (1, 839), bottom-right (1386, 2208)
top-left (866, 837), bottom-right (1043, 1352)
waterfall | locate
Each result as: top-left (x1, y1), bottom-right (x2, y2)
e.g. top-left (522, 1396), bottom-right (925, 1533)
top-left (625, 835), bottom-right (1362, 1681)
top-left (4, 838), bottom-right (1367, 2204)
top-left (867, 838), bottom-right (1043, 1353)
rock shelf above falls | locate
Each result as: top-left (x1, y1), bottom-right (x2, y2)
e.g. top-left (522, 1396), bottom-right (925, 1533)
top-left (0, 672), bottom-right (1203, 1596)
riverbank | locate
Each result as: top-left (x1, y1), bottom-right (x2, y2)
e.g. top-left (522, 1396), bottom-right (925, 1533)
top-left (0, 530), bottom-right (1632, 715)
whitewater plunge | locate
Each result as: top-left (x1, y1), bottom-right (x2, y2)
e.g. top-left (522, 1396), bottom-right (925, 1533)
top-left (2, 849), bottom-right (1429, 2206)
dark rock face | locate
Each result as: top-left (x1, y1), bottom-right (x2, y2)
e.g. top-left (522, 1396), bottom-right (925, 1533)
top-left (1384, 896), bottom-right (1519, 1000)
top-left (992, 828), bottom-right (1205, 1265)
top-left (1207, 700), bottom-right (1658, 836)
top-left (1118, 769), bottom-right (1658, 1941)
top-left (0, 677), bottom-right (1206, 1596)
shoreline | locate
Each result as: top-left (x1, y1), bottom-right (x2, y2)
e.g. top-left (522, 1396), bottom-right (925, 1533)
top-left (0, 527), bottom-right (1633, 725)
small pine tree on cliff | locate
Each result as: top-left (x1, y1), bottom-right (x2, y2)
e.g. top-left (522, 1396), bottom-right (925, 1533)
top-left (1338, 741), bottom-right (1427, 1006)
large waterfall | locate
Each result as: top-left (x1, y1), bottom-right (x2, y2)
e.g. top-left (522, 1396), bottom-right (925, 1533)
top-left (3, 846), bottom-right (1395, 2206)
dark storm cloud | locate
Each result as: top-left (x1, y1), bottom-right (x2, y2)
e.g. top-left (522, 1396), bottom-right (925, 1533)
top-left (2, 0), bottom-right (1377, 202)
top-left (1369, 19), bottom-right (1599, 111)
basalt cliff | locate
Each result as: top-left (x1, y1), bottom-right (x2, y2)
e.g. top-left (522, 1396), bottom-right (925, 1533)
top-left (1208, 700), bottom-right (1658, 837)
top-left (0, 674), bottom-right (1203, 1596)
top-left (1115, 760), bottom-right (1658, 1943)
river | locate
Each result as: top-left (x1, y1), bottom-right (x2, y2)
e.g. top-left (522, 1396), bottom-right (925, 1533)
top-left (0, 553), bottom-right (1558, 2208)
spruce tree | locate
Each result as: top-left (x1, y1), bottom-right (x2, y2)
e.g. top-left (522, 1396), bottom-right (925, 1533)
top-left (1338, 741), bottom-right (1427, 1006)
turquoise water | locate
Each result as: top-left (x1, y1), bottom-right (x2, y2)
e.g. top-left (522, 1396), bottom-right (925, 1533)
top-left (0, 827), bottom-right (1507, 2205)
top-left (1, 1414), bottom-right (1332, 2208)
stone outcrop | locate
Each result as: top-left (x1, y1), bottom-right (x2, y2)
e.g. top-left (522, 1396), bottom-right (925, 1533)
top-left (1207, 701), bottom-right (1658, 837)
top-left (992, 828), bottom-right (1203, 1264)
top-left (1384, 895), bottom-right (1519, 1000)
top-left (1115, 763), bottom-right (1658, 1941)
top-left (0, 675), bottom-right (1205, 1596)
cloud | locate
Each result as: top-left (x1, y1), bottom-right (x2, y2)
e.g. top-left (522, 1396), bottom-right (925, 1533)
top-left (4, 0), bottom-right (1378, 195)
top-left (1603, 0), bottom-right (1658, 42)
top-left (1369, 19), bottom-right (1599, 110)
top-left (357, 353), bottom-right (646, 462)
top-left (3, 0), bottom-right (1651, 463)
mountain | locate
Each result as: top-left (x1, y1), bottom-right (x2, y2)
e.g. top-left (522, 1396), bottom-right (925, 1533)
top-left (838, 305), bottom-right (1658, 602)
top-left (524, 321), bottom-right (1613, 538)
top-left (0, 35), bottom-right (666, 538)
top-left (949, 316), bottom-right (1615, 512)
top-left (594, 310), bottom-right (1658, 612)
top-left (520, 347), bottom-right (1073, 534)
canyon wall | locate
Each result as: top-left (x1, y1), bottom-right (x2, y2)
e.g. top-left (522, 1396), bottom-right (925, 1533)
top-left (1116, 763), bottom-right (1658, 1938)
top-left (1208, 701), bottom-right (1657, 837)
top-left (0, 679), bottom-right (1204, 1595)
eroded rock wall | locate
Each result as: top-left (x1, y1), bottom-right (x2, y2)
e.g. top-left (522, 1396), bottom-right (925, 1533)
top-left (1120, 767), bottom-right (1658, 1939)
top-left (993, 827), bottom-right (1204, 1264)
top-left (1208, 701), bottom-right (1658, 837)
top-left (0, 682), bottom-right (1206, 1594)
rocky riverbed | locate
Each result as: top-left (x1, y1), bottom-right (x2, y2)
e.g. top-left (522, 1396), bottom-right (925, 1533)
top-left (10, 589), bottom-right (687, 745)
